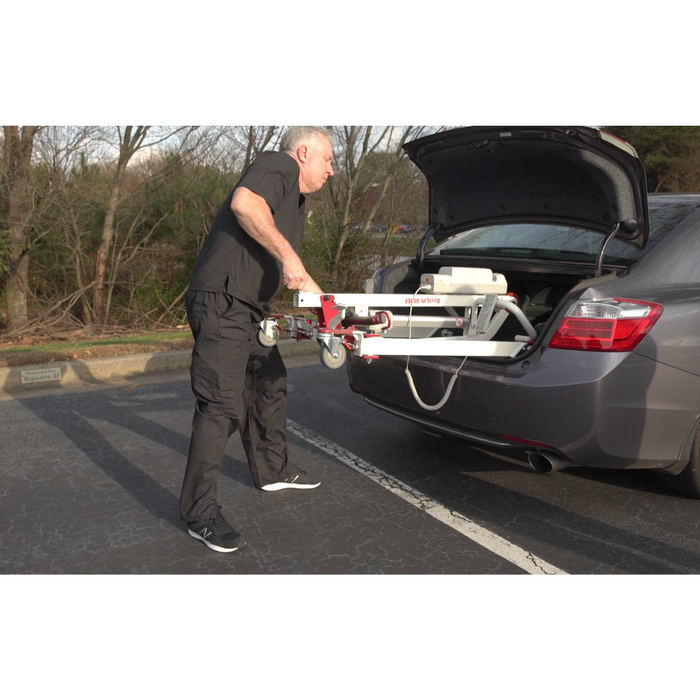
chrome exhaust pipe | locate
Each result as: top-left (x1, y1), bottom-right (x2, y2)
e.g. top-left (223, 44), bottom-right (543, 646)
top-left (527, 451), bottom-right (571, 473)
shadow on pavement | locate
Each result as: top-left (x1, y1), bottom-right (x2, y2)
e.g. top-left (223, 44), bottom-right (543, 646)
top-left (288, 363), bottom-right (700, 575)
top-left (13, 380), bottom-right (251, 530)
top-left (393, 428), bottom-right (700, 574)
top-left (6, 356), bottom-right (699, 574)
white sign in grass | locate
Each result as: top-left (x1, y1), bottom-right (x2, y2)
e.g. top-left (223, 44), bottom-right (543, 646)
top-left (20, 367), bottom-right (62, 384)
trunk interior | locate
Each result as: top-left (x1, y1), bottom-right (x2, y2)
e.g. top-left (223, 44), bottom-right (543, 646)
top-left (372, 255), bottom-right (618, 352)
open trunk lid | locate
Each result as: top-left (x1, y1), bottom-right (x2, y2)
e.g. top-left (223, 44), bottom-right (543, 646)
top-left (404, 126), bottom-right (649, 250)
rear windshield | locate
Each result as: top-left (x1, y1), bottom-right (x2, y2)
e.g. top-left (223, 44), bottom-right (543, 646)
top-left (428, 200), bottom-right (700, 266)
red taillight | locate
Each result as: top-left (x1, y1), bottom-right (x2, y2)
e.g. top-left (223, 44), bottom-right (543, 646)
top-left (548, 298), bottom-right (662, 352)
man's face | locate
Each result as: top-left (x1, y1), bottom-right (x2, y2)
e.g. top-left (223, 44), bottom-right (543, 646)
top-left (298, 134), bottom-right (334, 194)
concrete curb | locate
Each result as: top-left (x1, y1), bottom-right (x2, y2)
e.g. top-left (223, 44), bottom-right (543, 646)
top-left (0, 338), bottom-right (319, 398)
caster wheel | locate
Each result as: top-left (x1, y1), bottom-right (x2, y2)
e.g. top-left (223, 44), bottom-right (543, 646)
top-left (320, 344), bottom-right (347, 369)
top-left (258, 326), bottom-right (280, 347)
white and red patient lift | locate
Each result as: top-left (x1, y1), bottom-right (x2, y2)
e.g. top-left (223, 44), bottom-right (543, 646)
top-left (258, 267), bottom-right (538, 369)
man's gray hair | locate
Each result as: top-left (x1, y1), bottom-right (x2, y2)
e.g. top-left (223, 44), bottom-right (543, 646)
top-left (280, 126), bottom-right (332, 153)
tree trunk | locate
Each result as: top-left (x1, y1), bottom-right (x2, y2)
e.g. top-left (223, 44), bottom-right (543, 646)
top-left (92, 181), bottom-right (122, 322)
top-left (2, 126), bottom-right (37, 332)
top-left (243, 126), bottom-right (255, 171)
top-left (330, 126), bottom-right (385, 281)
top-left (329, 126), bottom-right (421, 281)
top-left (91, 126), bottom-right (150, 324)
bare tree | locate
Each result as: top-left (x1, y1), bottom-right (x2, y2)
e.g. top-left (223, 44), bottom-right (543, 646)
top-left (325, 126), bottom-right (430, 283)
top-left (92, 126), bottom-right (150, 322)
top-left (90, 126), bottom-right (198, 324)
top-left (1, 126), bottom-right (37, 331)
top-left (217, 126), bottom-right (283, 172)
top-left (13, 126), bottom-right (231, 332)
top-left (0, 125), bottom-right (442, 335)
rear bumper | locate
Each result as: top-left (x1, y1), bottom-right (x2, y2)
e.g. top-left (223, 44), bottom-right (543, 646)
top-left (348, 349), bottom-right (700, 469)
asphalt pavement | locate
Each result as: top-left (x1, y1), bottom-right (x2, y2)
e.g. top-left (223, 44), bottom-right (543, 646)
top-left (0, 344), bottom-right (523, 574)
top-left (4, 341), bottom-right (700, 575)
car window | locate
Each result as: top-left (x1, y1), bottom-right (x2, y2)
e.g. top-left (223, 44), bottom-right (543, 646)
top-left (429, 201), bottom-right (700, 265)
top-left (640, 202), bottom-right (700, 257)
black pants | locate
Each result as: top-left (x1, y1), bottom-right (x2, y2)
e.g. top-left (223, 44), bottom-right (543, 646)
top-left (179, 289), bottom-right (297, 523)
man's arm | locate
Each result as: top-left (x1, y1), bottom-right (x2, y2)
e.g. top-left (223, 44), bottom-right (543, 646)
top-left (230, 187), bottom-right (322, 294)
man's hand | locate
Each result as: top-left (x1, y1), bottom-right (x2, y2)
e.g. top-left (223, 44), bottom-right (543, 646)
top-left (282, 257), bottom-right (322, 293)
top-left (281, 255), bottom-right (309, 290)
top-left (300, 277), bottom-right (323, 294)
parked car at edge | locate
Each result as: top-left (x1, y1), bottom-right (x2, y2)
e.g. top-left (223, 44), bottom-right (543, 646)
top-left (347, 126), bottom-right (700, 497)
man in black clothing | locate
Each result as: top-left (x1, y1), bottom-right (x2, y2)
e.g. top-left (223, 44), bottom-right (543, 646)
top-left (180, 126), bottom-right (334, 553)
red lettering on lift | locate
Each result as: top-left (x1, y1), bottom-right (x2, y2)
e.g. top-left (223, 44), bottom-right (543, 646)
top-left (404, 297), bottom-right (442, 305)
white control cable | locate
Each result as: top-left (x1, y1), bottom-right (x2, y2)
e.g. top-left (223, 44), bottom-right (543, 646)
top-left (404, 283), bottom-right (468, 412)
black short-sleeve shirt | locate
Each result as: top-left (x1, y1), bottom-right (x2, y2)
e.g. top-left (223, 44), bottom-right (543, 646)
top-left (188, 151), bottom-right (305, 310)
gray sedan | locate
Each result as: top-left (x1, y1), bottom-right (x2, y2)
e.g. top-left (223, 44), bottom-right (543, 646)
top-left (347, 126), bottom-right (700, 497)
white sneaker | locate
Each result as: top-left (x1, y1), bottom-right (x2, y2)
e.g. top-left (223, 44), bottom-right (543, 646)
top-left (261, 471), bottom-right (321, 492)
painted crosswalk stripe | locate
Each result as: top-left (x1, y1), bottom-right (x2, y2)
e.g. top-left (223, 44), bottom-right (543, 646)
top-left (287, 420), bottom-right (568, 575)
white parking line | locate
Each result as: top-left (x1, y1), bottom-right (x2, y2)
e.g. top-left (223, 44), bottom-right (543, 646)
top-left (287, 420), bottom-right (568, 575)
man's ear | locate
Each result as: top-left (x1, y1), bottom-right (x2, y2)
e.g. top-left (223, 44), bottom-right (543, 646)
top-left (297, 144), bottom-right (309, 162)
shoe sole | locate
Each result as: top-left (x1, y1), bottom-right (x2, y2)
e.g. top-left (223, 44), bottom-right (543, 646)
top-left (188, 528), bottom-right (244, 553)
top-left (260, 482), bottom-right (321, 492)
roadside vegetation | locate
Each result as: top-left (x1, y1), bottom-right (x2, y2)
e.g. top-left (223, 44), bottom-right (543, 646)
top-left (1, 126), bottom-right (431, 340)
top-left (0, 329), bottom-right (193, 367)
top-left (2, 125), bottom-right (699, 363)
